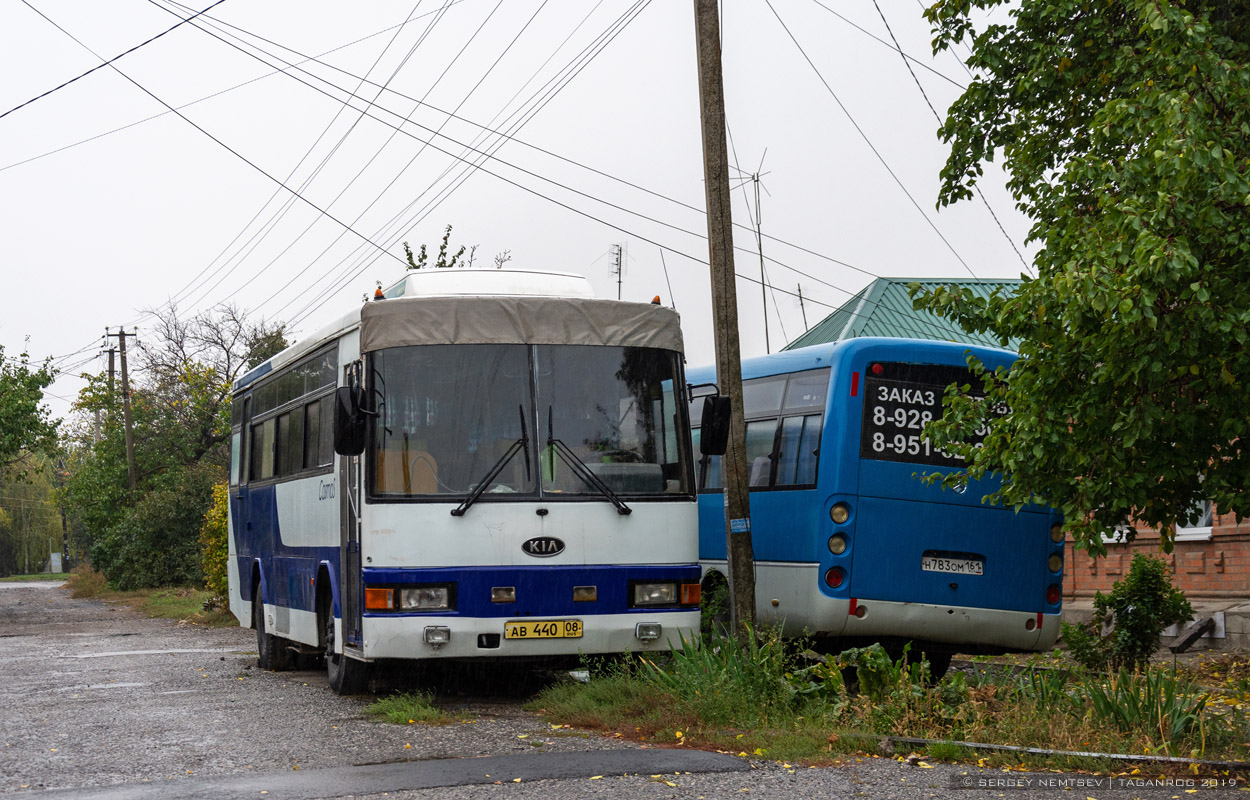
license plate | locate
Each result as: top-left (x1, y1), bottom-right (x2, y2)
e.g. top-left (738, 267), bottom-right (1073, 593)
top-left (503, 619), bottom-right (583, 640)
top-left (921, 556), bottom-right (983, 576)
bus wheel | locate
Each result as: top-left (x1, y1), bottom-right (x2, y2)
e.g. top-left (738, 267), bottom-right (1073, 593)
top-left (323, 607), bottom-right (368, 695)
top-left (254, 593), bottom-right (292, 671)
top-left (920, 650), bottom-right (952, 682)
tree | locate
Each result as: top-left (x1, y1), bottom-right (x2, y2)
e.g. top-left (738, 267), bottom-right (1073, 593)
top-left (0, 346), bottom-right (56, 470)
top-left (403, 224), bottom-right (466, 270)
top-left (62, 304), bottom-right (286, 588)
top-left (914, 0), bottom-right (1250, 554)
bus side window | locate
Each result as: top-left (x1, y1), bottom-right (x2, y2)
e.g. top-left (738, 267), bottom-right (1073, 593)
top-left (251, 418), bottom-right (276, 481)
top-left (776, 413), bottom-right (822, 486)
top-left (745, 419), bottom-right (778, 487)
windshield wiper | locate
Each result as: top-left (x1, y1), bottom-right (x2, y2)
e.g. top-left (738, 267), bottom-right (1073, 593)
top-left (450, 405), bottom-right (530, 517)
top-left (545, 407), bottom-right (632, 516)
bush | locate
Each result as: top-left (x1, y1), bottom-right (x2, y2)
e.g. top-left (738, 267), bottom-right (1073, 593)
top-left (199, 482), bottom-right (229, 606)
top-left (1061, 554), bottom-right (1193, 672)
top-left (90, 463), bottom-right (221, 590)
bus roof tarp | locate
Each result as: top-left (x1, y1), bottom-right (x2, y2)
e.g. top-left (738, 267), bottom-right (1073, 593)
top-left (359, 296), bottom-right (684, 353)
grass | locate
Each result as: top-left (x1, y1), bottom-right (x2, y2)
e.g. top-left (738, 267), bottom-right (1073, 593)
top-left (364, 692), bottom-right (455, 725)
top-left (526, 631), bottom-right (1250, 776)
top-left (0, 572), bottom-right (71, 582)
top-left (64, 565), bottom-right (236, 627)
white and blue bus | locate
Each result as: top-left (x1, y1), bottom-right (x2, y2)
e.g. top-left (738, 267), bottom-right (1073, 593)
top-left (688, 338), bottom-right (1064, 676)
top-left (227, 270), bottom-right (701, 693)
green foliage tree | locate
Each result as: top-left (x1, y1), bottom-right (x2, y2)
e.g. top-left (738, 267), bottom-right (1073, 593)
top-left (0, 346), bottom-right (57, 470)
top-left (914, 0), bottom-right (1250, 554)
top-left (62, 304), bottom-right (286, 589)
top-left (0, 457), bottom-right (60, 576)
top-left (199, 481), bottom-right (229, 606)
top-left (1062, 554), bottom-right (1193, 672)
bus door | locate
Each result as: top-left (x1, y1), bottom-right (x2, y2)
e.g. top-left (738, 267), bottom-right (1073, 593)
top-left (338, 362), bottom-right (364, 647)
top-left (235, 396), bottom-right (252, 564)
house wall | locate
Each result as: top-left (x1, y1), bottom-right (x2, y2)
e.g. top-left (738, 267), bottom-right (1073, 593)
top-left (1063, 507), bottom-right (1250, 600)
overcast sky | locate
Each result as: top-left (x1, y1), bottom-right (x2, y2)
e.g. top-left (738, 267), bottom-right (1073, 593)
top-left (0, 0), bottom-right (1028, 421)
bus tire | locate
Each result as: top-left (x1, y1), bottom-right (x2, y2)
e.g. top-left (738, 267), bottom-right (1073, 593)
top-left (921, 650), bottom-right (952, 682)
top-left (254, 591), bottom-right (293, 671)
top-left (324, 605), bottom-right (368, 695)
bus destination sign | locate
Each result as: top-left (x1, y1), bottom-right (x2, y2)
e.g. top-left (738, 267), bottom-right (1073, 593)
top-left (859, 363), bottom-right (990, 469)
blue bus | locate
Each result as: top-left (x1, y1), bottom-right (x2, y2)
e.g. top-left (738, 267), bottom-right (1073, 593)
top-left (688, 338), bottom-right (1064, 675)
top-left (227, 269), bottom-right (701, 693)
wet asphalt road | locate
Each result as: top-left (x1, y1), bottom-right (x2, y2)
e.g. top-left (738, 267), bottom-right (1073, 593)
top-left (1, 582), bottom-right (1241, 799)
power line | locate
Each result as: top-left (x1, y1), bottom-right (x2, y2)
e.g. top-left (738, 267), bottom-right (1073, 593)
top-left (19, 0), bottom-right (406, 290)
top-left (160, 0), bottom-right (461, 316)
top-left (808, 0), bottom-right (966, 90)
top-left (869, 0), bottom-right (1031, 275)
top-left (1, 0), bottom-right (231, 122)
top-left (765, 0), bottom-right (978, 280)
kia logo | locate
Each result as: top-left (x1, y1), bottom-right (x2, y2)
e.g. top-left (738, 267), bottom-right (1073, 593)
top-left (521, 536), bottom-right (565, 558)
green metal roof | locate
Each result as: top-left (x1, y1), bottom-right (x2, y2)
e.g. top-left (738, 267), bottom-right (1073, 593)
top-left (782, 277), bottom-right (1023, 351)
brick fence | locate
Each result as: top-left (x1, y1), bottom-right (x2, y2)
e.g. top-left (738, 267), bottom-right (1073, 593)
top-left (1064, 508), bottom-right (1250, 599)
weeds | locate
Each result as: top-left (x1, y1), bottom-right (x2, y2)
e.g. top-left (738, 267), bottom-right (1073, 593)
top-left (534, 630), bottom-right (1248, 772)
top-left (364, 692), bottom-right (452, 725)
top-left (63, 565), bottom-right (234, 625)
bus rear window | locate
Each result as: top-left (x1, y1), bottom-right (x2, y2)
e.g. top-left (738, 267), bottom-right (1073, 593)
top-left (859, 362), bottom-right (990, 468)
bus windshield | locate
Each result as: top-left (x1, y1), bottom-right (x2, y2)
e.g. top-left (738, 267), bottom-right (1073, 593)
top-left (370, 344), bottom-right (690, 499)
top-left (536, 345), bottom-right (689, 497)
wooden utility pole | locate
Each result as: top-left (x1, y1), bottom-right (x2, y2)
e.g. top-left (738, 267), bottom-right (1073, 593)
top-left (107, 327), bottom-right (138, 495)
top-left (693, 0), bottom-right (755, 638)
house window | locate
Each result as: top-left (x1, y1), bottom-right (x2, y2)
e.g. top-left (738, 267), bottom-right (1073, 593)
top-left (1175, 500), bottom-right (1214, 542)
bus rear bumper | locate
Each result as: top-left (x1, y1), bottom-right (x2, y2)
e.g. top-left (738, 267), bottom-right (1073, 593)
top-left (361, 611), bottom-right (700, 661)
top-left (840, 598), bottom-right (1060, 652)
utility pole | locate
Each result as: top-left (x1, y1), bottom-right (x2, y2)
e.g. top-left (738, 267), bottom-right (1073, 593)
top-left (106, 327), bottom-right (138, 495)
top-left (693, 0), bottom-right (755, 639)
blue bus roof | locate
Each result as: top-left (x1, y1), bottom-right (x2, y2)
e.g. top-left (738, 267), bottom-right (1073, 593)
top-left (687, 337), bottom-right (1018, 385)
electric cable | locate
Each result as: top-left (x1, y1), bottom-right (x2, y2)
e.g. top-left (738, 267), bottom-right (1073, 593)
top-left (870, 0), bottom-right (1031, 275)
top-left (0, 0), bottom-right (230, 122)
top-left (765, 0), bottom-right (978, 279)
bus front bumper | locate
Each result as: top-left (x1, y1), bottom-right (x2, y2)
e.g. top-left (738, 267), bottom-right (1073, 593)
top-left (360, 611), bottom-right (700, 660)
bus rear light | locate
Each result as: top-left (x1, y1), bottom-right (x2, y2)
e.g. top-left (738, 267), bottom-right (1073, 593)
top-left (830, 503), bottom-right (850, 524)
top-left (825, 567), bottom-right (845, 589)
top-left (828, 533), bottom-right (848, 555)
top-left (365, 588), bottom-right (393, 610)
top-left (680, 583), bottom-right (701, 605)
top-left (1050, 523), bottom-right (1064, 543)
top-left (1046, 584), bottom-right (1061, 605)
top-left (1047, 554), bottom-right (1063, 573)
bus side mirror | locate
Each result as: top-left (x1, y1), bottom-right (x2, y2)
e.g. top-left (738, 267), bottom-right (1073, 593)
top-left (333, 385), bottom-right (367, 456)
top-left (700, 396), bottom-right (731, 456)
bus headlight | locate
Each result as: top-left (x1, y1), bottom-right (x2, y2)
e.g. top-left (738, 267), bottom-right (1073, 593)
top-left (400, 586), bottom-right (451, 610)
top-left (828, 533), bottom-right (848, 555)
top-left (632, 583), bottom-right (678, 606)
top-left (830, 503), bottom-right (850, 524)
top-left (1050, 523), bottom-right (1064, 544)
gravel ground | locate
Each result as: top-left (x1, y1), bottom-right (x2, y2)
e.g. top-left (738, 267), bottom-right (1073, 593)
top-left (1, 583), bottom-right (1243, 799)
